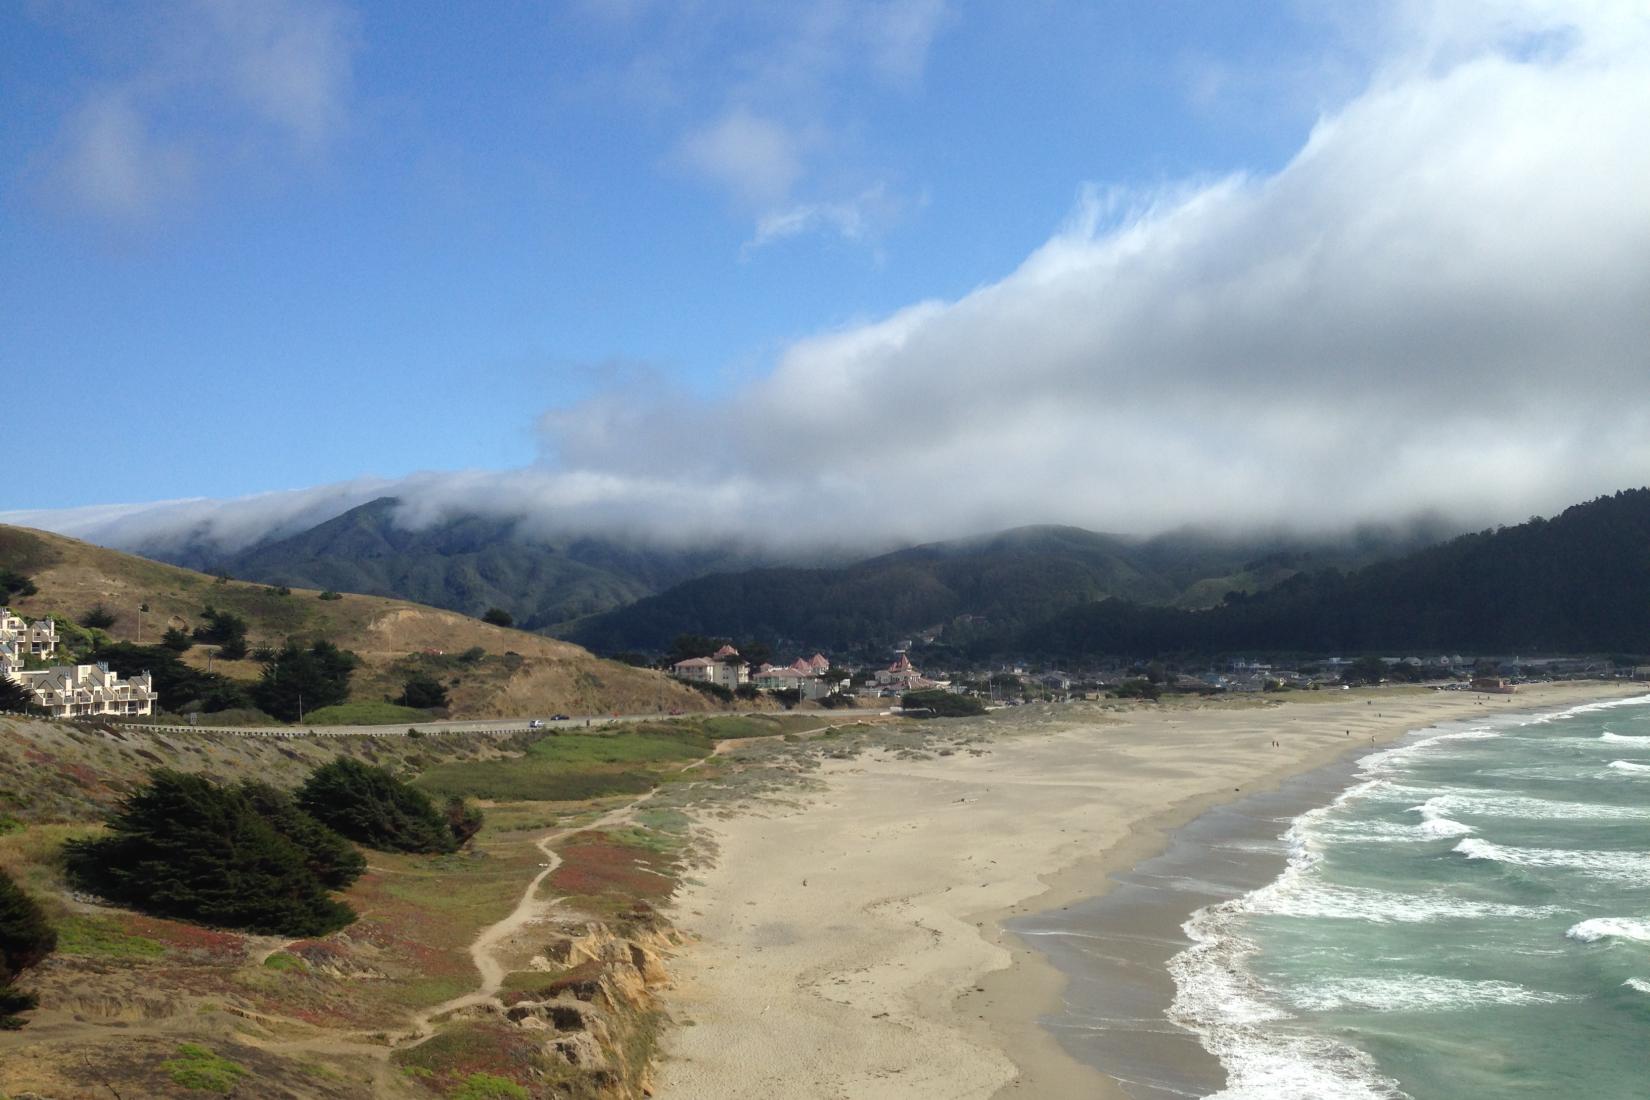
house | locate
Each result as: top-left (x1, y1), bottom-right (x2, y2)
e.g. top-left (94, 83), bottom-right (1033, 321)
top-left (14, 662), bottom-right (158, 718)
top-left (671, 646), bottom-right (747, 690)
top-left (0, 608), bottom-right (57, 677)
top-left (1470, 676), bottom-right (1516, 694)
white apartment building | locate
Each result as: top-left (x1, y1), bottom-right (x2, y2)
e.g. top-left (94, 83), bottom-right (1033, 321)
top-left (13, 662), bottom-right (158, 719)
top-left (0, 607), bottom-right (57, 679)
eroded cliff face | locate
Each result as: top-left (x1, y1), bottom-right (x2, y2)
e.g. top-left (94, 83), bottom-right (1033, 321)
top-left (399, 909), bottom-right (679, 1100)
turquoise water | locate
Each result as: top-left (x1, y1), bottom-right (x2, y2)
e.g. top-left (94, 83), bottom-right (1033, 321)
top-left (1171, 695), bottom-right (1650, 1099)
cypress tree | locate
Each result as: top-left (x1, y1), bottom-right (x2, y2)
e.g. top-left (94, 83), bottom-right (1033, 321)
top-left (234, 781), bottom-right (366, 890)
top-left (0, 868), bottom-right (57, 1029)
top-left (298, 759), bottom-right (457, 854)
top-left (64, 771), bottom-right (355, 937)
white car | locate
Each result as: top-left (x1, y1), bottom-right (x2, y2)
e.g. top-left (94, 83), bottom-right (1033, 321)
top-left (528, 719), bottom-right (544, 729)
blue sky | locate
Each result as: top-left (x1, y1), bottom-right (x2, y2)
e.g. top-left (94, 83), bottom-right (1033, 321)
top-left (5, 1), bottom-right (1648, 550)
top-left (6, 1), bottom-right (1354, 506)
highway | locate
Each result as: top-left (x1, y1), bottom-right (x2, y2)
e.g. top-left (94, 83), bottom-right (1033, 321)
top-left (118, 707), bottom-right (895, 738)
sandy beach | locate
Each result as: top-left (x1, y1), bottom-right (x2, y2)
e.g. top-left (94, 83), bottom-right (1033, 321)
top-left (652, 682), bottom-right (1643, 1098)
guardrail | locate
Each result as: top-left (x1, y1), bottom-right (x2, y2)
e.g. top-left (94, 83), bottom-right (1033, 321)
top-left (0, 710), bottom-right (551, 738)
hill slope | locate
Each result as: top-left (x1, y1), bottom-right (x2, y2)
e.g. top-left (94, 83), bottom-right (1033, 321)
top-left (0, 524), bottom-right (714, 719)
top-left (562, 522), bottom-right (1446, 655)
top-left (1018, 489), bottom-right (1650, 658)
top-left (187, 497), bottom-right (779, 631)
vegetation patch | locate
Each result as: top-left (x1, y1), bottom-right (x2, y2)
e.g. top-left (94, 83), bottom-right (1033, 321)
top-left (162, 1043), bottom-right (250, 1093)
top-left (392, 1020), bottom-right (545, 1096)
top-left (299, 758), bottom-right (470, 854)
top-left (412, 728), bottom-right (711, 804)
top-left (303, 700), bottom-right (435, 726)
top-left (547, 830), bottom-right (677, 914)
top-left (53, 915), bottom-right (166, 960)
top-left (449, 1072), bottom-right (529, 1100)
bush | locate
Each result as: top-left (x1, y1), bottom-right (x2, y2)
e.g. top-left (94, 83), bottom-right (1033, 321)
top-left (318, 590), bottom-right (343, 601)
top-left (0, 568), bottom-right (37, 600)
top-left (298, 759), bottom-right (458, 854)
top-left (215, 636), bottom-right (249, 661)
top-left (734, 684), bottom-right (760, 700)
top-left (1, 868), bottom-right (56, 1029)
top-left (64, 771), bottom-right (356, 936)
top-left (395, 673), bottom-right (449, 710)
top-left (1111, 678), bottom-right (1160, 701)
top-left (80, 604), bottom-right (117, 630)
top-left (818, 692), bottom-right (858, 709)
top-left (482, 608), bottom-right (514, 628)
top-left (900, 689), bottom-right (986, 718)
top-left (162, 1043), bottom-right (249, 1093)
top-left (444, 797), bottom-right (485, 847)
top-left (773, 687), bottom-right (803, 709)
top-left (191, 606), bottom-right (248, 648)
top-left (450, 1073), bottom-right (528, 1100)
top-left (160, 626), bottom-right (195, 653)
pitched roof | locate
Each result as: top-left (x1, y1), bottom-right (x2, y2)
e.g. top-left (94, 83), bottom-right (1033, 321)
top-left (713, 644), bottom-right (741, 659)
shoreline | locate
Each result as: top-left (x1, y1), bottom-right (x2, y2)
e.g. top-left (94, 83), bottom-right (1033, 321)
top-left (651, 682), bottom-right (1643, 1099)
top-left (983, 681), bottom-right (1647, 1100)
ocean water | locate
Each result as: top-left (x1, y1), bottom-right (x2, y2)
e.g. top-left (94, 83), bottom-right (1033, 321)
top-left (1171, 695), bottom-right (1650, 1099)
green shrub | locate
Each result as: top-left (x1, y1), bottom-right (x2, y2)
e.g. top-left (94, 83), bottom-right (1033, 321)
top-left (161, 626), bottom-right (195, 652)
top-left (481, 608), bottom-right (513, 628)
top-left (686, 680), bottom-right (733, 703)
top-left (162, 1043), bottom-right (249, 1093)
top-left (450, 1072), bottom-right (528, 1100)
top-left (64, 771), bottom-right (356, 937)
top-left (318, 590), bottom-right (343, 601)
top-left (252, 640), bottom-right (357, 722)
top-left (396, 672), bottom-right (449, 710)
top-left (298, 759), bottom-right (457, 853)
top-left (900, 689), bottom-right (986, 718)
top-left (79, 605), bottom-right (116, 630)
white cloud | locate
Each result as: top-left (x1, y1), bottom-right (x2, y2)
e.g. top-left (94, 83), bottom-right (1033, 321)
top-left (675, 108), bottom-right (806, 207)
top-left (35, 0), bottom-right (358, 223)
top-left (49, 92), bottom-right (196, 222)
top-left (743, 183), bottom-right (902, 252)
top-left (15, 1), bottom-right (1650, 554)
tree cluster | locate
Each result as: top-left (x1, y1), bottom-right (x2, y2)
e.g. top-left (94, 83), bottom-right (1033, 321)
top-left (192, 606), bottom-right (250, 661)
top-left (0, 868), bottom-right (56, 1029)
top-left (252, 640), bottom-right (357, 722)
top-left (64, 771), bottom-right (360, 937)
top-left (395, 672), bottom-right (449, 710)
top-left (0, 568), bottom-right (37, 600)
top-left (91, 643), bottom-right (254, 714)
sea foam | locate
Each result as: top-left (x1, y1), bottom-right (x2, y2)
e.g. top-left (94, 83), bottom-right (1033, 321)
top-left (1453, 838), bottom-right (1650, 883)
top-left (1606, 759), bottom-right (1650, 774)
top-left (1566, 918), bottom-right (1650, 944)
top-left (1289, 975), bottom-right (1572, 1013)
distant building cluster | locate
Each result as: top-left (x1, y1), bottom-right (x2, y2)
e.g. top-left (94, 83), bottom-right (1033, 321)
top-left (672, 645), bottom-right (846, 701)
top-left (1, 607), bottom-right (157, 718)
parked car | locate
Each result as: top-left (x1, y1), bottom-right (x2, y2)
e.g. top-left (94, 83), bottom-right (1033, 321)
top-left (550, 713), bottom-right (571, 722)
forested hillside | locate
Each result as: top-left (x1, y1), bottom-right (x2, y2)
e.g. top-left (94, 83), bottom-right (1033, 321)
top-left (1016, 490), bottom-right (1650, 659)
top-left (564, 523), bottom-right (1446, 655)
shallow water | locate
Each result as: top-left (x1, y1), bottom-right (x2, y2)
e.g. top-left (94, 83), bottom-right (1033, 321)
top-left (1015, 694), bottom-right (1650, 1099)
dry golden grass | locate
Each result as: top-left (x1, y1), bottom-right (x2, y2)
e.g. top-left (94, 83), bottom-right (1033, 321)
top-left (0, 524), bottom-right (713, 720)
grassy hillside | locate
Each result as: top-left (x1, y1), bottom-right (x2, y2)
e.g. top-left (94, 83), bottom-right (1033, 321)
top-left (0, 524), bottom-right (713, 720)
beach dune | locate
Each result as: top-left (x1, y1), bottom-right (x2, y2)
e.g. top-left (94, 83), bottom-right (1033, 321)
top-left (653, 683), bottom-right (1641, 1098)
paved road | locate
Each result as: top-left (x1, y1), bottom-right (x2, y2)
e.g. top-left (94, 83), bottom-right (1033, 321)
top-left (124, 708), bottom-right (894, 738)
